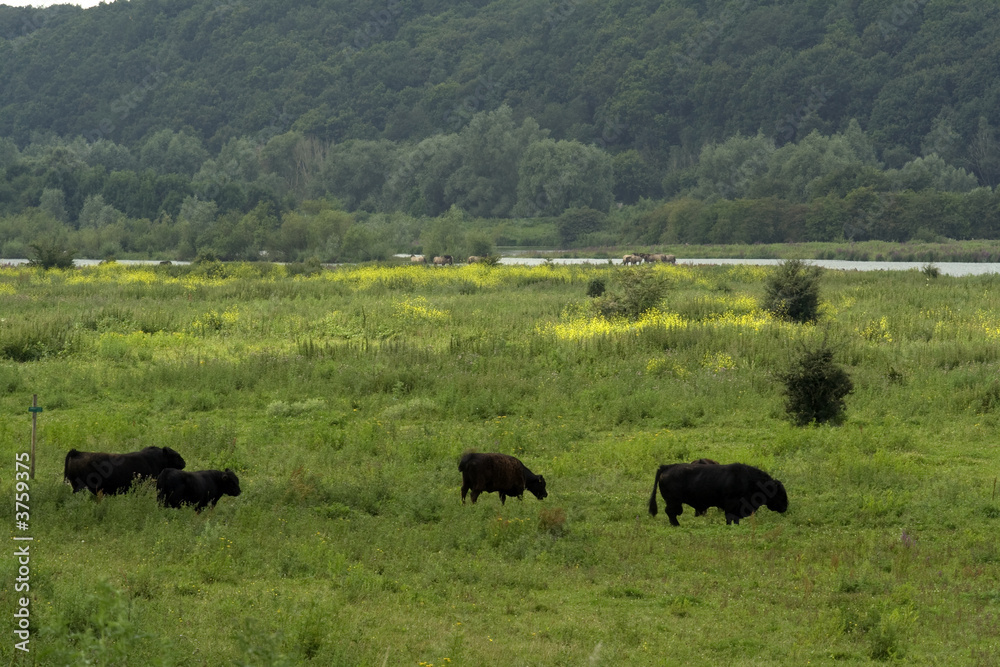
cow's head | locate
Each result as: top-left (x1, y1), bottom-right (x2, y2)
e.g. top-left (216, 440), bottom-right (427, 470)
top-left (527, 475), bottom-right (547, 500)
top-left (766, 480), bottom-right (789, 513)
top-left (221, 469), bottom-right (241, 497)
top-left (162, 447), bottom-right (186, 470)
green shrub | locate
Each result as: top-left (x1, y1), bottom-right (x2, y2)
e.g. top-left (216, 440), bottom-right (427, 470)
top-left (592, 269), bottom-right (666, 320)
top-left (27, 238), bottom-right (75, 270)
top-left (779, 342), bottom-right (854, 425)
top-left (763, 259), bottom-right (821, 323)
top-left (586, 277), bottom-right (606, 298)
top-left (921, 263), bottom-right (940, 278)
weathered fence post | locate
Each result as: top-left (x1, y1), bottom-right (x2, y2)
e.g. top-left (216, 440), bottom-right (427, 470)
top-left (28, 394), bottom-right (42, 480)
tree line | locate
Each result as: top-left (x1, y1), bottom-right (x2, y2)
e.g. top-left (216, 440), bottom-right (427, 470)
top-left (3, 107), bottom-right (1000, 261)
top-left (3, 0), bottom-right (1000, 259)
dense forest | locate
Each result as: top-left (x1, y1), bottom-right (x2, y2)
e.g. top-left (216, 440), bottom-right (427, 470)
top-left (2, 0), bottom-right (1000, 260)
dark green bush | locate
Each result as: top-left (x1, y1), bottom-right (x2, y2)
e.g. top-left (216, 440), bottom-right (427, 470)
top-left (592, 270), bottom-right (666, 320)
top-left (27, 238), bottom-right (75, 270)
top-left (779, 343), bottom-right (854, 426)
top-left (764, 259), bottom-right (821, 323)
top-left (586, 277), bottom-right (606, 298)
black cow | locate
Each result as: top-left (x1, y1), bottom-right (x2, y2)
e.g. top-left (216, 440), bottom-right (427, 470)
top-left (459, 452), bottom-right (547, 505)
top-left (64, 447), bottom-right (186, 496)
top-left (689, 458), bottom-right (719, 515)
top-left (157, 468), bottom-right (241, 511)
top-left (648, 462), bottom-right (788, 526)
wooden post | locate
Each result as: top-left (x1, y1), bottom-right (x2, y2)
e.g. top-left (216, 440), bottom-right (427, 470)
top-left (28, 394), bottom-right (41, 480)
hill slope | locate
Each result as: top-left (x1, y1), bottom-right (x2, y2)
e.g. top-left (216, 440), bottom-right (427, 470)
top-left (2, 0), bottom-right (999, 173)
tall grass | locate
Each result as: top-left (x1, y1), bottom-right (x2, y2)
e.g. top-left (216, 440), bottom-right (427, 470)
top-left (1, 261), bottom-right (1000, 664)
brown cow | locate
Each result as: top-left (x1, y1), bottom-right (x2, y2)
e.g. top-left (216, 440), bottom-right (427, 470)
top-left (459, 451), bottom-right (547, 505)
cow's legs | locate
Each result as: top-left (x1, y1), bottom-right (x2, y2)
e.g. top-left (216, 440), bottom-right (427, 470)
top-left (666, 502), bottom-right (683, 526)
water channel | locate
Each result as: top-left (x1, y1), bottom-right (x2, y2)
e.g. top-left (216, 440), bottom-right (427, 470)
top-left (497, 256), bottom-right (1000, 277)
top-left (5, 257), bottom-right (1000, 277)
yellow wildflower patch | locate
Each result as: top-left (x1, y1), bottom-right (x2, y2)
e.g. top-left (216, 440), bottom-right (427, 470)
top-left (977, 310), bottom-right (1000, 341)
top-left (859, 317), bottom-right (892, 343)
top-left (702, 351), bottom-right (736, 372)
top-left (394, 296), bottom-right (449, 322)
top-left (190, 307), bottom-right (241, 333)
top-left (538, 303), bottom-right (792, 342)
top-left (725, 264), bottom-right (772, 283)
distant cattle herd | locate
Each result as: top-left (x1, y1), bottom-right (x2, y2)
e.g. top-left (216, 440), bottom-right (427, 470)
top-left (63, 444), bottom-right (785, 526)
top-left (408, 253), bottom-right (676, 267)
top-left (63, 444), bottom-right (785, 527)
top-left (623, 252), bottom-right (676, 265)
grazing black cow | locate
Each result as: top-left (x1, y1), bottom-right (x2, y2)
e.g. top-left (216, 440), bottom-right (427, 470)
top-left (459, 452), bottom-right (547, 505)
top-left (157, 468), bottom-right (241, 511)
top-left (648, 462), bottom-right (787, 526)
top-left (64, 447), bottom-right (186, 496)
top-left (689, 458), bottom-right (720, 515)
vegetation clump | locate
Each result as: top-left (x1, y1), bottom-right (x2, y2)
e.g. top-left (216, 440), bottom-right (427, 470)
top-left (779, 342), bottom-right (854, 426)
top-left (27, 239), bottom-right (75, 270)
top-left (764, 259), bottom-right (822, 323)
top-left (592, 269), bottom-right (666, 320)
top-left (585, 277), bottom-right (606, 298)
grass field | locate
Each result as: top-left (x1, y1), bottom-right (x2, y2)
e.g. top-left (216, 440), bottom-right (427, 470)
top-left (1, 259), bottom-right (1000, 665)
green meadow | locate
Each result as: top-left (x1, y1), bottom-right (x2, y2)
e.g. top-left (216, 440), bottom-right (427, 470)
top-left (1, 259), bottom-right (999, 665)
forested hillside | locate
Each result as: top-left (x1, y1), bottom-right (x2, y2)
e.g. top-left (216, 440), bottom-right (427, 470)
top-left (2, 0), bottom-right (1000, 260)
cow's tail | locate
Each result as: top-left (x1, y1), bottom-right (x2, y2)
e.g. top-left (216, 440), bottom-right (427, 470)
top-left (649, 464), bottom-right (669, 517)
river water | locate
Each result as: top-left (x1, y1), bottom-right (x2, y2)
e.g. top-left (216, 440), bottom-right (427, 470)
top-left (5, 257), bottom-right (1000, 277)
top-left (497, 257), bottom-right (1000, 277)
